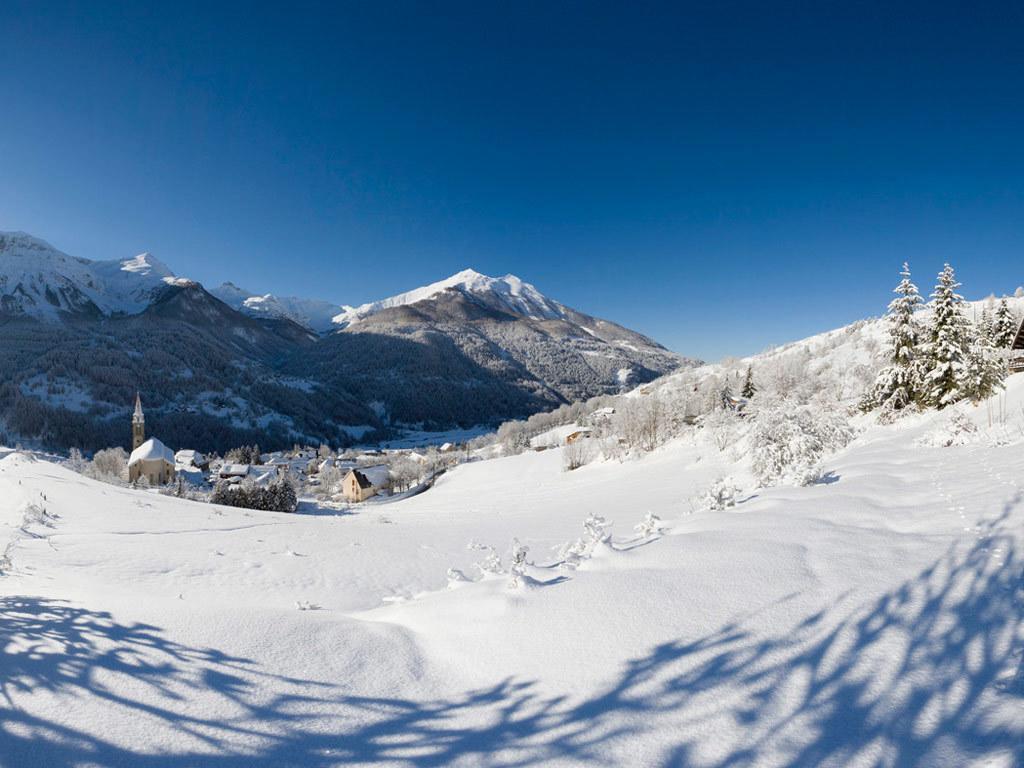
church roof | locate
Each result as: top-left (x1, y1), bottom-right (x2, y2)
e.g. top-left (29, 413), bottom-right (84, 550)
top-left (129, 437), bottom-right (174, 467)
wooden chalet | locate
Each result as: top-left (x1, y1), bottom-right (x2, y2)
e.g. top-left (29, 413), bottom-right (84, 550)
top-left (1011, 317), bottom-right (1024, 373)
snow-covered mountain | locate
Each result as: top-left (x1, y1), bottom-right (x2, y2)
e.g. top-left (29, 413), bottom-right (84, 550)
top-left (210, 282), bottom-right (343, 333)
top-left (0, 232), bottom-right (183, 318)
top-left (214, 269), bottom-right (576, 333)
top-left (333, 268), bottom-right (567, 327)
top-left (0, 230), bottom-right (695, 449)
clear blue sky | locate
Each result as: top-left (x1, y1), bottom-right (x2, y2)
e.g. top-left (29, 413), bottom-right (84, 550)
top-left (1, 1), bottom-right (1022, 360)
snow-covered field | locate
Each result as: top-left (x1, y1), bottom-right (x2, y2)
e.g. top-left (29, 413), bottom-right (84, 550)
top-left (1, 384), bottom-right (1023, 766)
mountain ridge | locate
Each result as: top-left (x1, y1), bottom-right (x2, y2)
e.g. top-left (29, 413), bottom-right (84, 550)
top-left (0, 230), bottom-right (695, 451)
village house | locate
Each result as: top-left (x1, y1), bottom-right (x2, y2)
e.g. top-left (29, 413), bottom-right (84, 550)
top-left (341, 464), bottom-right (391, 503)
top-left (175, 449), bottom-right (209, 472)
top-left (565, 428), bottom-right (593, 445)
top-left (127, 395), bottom-right (175, 485)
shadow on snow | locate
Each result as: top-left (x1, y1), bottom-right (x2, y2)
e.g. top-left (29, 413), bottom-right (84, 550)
top-left (0, 510), bottom-right (1021, 766)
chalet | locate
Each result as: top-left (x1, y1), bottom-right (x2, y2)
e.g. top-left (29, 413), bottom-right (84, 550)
top-left (1011, 317), bottom-right (1024, 373)
top-left (565, 428), bottom-right (593, 445)
top-left (219, 463), bottom-right (251, 482)
top-left (129, 437), bottom-right (176, 485)
top-left (175, 449), bottom-right (209, 471)
top-left (341, 464), bottom-right (391, 503)
top-left (587, 407), bottom-right (616, 426)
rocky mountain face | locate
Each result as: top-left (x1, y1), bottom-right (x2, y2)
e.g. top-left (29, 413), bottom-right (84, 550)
top-left (0, 232), bottom-right (696, 451)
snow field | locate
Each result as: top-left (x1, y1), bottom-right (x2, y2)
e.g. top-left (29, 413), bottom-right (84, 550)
top-left (0, 381), bottom-right (1022, 765)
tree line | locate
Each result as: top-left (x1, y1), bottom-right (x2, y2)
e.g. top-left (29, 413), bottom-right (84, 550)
top-left (860, 263), bottom-right (1016, 420)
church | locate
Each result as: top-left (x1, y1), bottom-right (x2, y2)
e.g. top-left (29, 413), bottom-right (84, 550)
top-left (127, 394), bottom-right (176, 485)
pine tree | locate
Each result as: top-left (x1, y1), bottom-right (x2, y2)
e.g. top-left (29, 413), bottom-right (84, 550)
top-left (719, 381), bottom-right (735, 410)
top-left (964, 309), bottom-right (1005, 402)
top-left (741, 365), bottom-right (756, 399)
top-left (925, 264), bottom-right (971, 409)
top-left (993, 297), bottom-right (1017, 349)
top-left (862, 262), bottom-right (925, 416)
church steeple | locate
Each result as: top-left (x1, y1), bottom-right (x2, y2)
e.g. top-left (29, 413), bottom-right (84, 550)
top-left (132, 392), bottom-right (145, 451)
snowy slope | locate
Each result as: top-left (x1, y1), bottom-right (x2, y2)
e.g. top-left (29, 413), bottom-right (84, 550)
top-left (1, 378), bottom-right (1022, 765)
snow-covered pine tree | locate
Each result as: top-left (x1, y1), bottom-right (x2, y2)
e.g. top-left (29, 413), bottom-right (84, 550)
top-left (925, 264), bottom-right (971, 409)
top-left (964, 309), bottom-right (1005, 402)
top-left (741, 365), bottom-right (756, 399)
top-left (861, 262), bottom-right (925, 416)
top-left (993, 297), bottom-right (1018, 349)
top-left (719, 380), bottom-right (735, 410)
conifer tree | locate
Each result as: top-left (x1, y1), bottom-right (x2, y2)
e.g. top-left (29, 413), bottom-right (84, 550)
top-left (925, 264), bottom-right (971, 409)
top-left (965, 309), bottom-right (1005, 402)
top-left (741, 365), bottom-right (756, 399)
top-left (862, 262), bottom-right (925, 416)
top-left (993, 297), bottom-right (1017, 349)
top-left (719, 381), bottom-right (735, 410)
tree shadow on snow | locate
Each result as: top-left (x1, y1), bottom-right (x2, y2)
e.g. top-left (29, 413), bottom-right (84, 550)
top-left (0, 511), bottom-right (1021, 766)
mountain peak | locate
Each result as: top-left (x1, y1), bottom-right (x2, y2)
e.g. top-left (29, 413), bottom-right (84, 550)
top-left (333, 268), bottom-right (562, 327)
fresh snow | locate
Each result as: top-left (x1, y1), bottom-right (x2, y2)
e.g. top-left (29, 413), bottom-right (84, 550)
top-left (0, 231), bottom-right (181, 317)
top-left (210, 282), bottom-right (344, 333)
top-left (333, 268), bottom-right (567, 327)
top-left (1, 376), bottom-right (1022, 765)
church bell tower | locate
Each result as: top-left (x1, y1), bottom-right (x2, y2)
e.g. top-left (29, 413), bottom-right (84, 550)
top-left (132, 393), bottom-right (145, 451)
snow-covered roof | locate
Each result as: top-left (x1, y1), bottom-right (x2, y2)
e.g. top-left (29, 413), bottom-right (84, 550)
top-left (219, 463), bottom-right (250, 477)
top-left (128, 437), bottom-right (175, 467)
top-left (175, 449), bottom-right (206, 466)
top-left (347, 464), bottom-right (390, 487)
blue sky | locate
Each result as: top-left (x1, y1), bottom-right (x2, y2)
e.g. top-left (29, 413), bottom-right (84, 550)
top-left (1, 1), bottom-right (1022, 360)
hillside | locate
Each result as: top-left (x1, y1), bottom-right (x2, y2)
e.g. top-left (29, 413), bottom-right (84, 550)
top-left (0, 373), bottom-right (1021, 764)
top-left (0, 232), bottom-right (692, 451)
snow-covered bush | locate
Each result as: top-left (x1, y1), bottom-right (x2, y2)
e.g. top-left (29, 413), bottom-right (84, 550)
top-left (467, 542), bottom-right (504, 577)
top-left (559, 513), bottom-right (614, 568)
top-left (701, 409), bottom-right (739, 451)
top-left (633, 512), bottom-right (664, 538)
top-left (508, 539), bottom-right (529, 588)
top-left (317, 464), bottom-right (343, 498)
top-left (749, 400), bottom-right (855, 487)
top-left (615, 397), bottom-right (666, 453)
top-left (701, 477), bottom-right (741, 510)
top-left (583, 513), bottom-right (612, 545)
top-left (66, 447), bottom-right (86, 473)
top-left (562, 438), bottom-right (593, 471)
top-left (85, 447), bottom-right (128, 485)
top-left (915, 410), bottom-right (979, 447)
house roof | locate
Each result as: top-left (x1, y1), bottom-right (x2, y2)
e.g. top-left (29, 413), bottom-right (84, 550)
top-left (128, 437), bottom-right (174, 467)
top-left (175, 449), bottom-right (207, 466)
top-left (349, 470), bottom-right (374, 489)
top-left (347, 464), bottom-right (390, 488)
